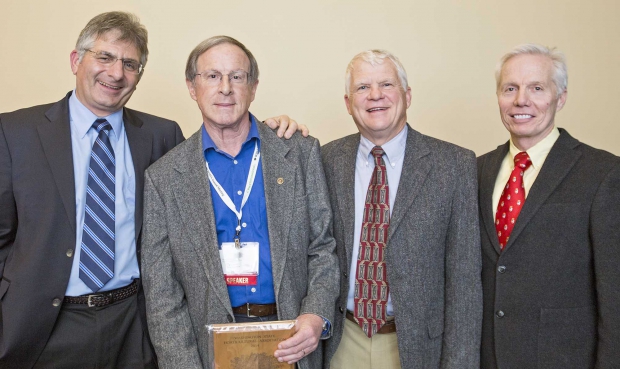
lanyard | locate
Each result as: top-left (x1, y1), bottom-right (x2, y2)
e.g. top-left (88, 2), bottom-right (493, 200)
top-left (205, 141), bottom-right (260, 248)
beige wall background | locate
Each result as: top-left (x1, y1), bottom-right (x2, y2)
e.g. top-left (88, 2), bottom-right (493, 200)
top-left (1, 0), bottom-right (618, 156)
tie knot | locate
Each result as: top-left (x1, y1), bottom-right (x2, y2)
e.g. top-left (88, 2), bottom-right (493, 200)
top-left (513, 151), bottom-right (532, 170)
top-left (371, 146), bottom-right (385, 166)
top-left (92, 119), bottom-right (112, 133)
top-left (371, 146), bottom-right (385, 159)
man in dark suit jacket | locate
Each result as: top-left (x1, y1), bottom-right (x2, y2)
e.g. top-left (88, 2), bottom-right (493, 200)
top-left (0, 13), bottom-right (300, 369)
top-left (322, 50), bottom-right (482, 369)
top-left (478, 44), bottom-right (620, 368)
top-left (0, 12), bottom-right (185, 368)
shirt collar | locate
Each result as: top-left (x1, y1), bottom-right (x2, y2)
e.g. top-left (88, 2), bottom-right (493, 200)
top-left (202, 113), bottom-right (260, 153)
top-left (358, 125), bottom-right (408, 166)
top-left (509, 127), bottom-right (560, 170)
top-left (68, 90), bottom-right (123, 139)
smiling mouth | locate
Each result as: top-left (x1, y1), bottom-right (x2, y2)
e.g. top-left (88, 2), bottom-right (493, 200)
top-left (367, 107), bottom-right (387, 112)
top-left (98, 81), bottom-right (121, 90)
top-left (512, 114), bottom-right (533, 119)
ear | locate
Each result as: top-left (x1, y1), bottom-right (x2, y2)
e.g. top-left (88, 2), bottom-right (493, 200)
top-left (70, 50), bottom-right (80, 75)
top-left (186, 79), bottom-right (198, 101)
top-left (556, 89), bottom-right (567, 112)
top-left (249, 80), bottom-right (259, 103)
top-left (344, 94), bottom-right (352, 115)
top-left (405, 86), bottom-right (412, 109)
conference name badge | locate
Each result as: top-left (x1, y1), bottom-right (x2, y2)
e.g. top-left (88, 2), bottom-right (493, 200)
top-left (220, 242), bottom-right (259, 286)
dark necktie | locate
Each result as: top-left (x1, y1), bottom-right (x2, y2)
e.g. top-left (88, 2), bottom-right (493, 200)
top-left (354, 146), bottom-right (390, 337)
top-left (79, 119), bottom-right (116, 292)
top-left (495, 151), bottom-right (531, 249)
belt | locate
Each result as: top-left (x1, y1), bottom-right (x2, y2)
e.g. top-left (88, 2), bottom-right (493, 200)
top-left (232, 303), bottom-right (277, 317)
top-left (63, 280), bottom-right (138, 308)
top-left (346, 311), bottom-right (396, 334)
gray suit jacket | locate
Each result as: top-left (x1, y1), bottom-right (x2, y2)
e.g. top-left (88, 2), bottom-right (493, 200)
top-left (478, 129), bottom-right (620, 369)
top-left (0, 92), bottom-right (184, 368)
top-left (141, 122), bottom-right (339, 369)
top-left (322, 126), bottom-right (482, 369)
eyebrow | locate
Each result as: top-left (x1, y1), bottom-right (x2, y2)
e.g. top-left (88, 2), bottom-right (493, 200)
top-left (98, 50), bottom-right (140, 63)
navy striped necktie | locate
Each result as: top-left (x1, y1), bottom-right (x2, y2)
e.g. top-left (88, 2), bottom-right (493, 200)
top-left (79, 118), bottom-right (116, 292)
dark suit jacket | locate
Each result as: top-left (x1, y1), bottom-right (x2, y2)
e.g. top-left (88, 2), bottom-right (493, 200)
top-left (141, 123), bottom-right (339, 369)
top-left (0, 92), bottom-right (184, 368)
top-left (477, 129), bottom-right (620, 369)
top-left (322, 126), bottom-right (482, 369)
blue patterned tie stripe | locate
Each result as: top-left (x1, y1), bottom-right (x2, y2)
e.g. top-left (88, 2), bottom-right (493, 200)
top-left (79, 119), bottom-right (115, 292)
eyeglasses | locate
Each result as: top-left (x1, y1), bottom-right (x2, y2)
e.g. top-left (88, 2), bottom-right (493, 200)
top-left (194, 70), bottom-right (250, 85)
top-left (85, 49), bottom-right (143, 75)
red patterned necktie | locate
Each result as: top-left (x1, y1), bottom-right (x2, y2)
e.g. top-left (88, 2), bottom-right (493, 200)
top-left (495, 151), bottom-right (532, 249)
top-left (354, 146), bottom-right (390, 337)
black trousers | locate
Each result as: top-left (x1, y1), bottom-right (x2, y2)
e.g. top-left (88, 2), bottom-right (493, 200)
top-left (33, 293), bottom-right (155, 369)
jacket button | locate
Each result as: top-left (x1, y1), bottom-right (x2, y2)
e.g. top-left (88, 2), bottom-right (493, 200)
top-left (66, 249), bottom-right (74, 257)
top-left (497, 265), bottom-right (506, 273)
top-left (227, 314), bottom-right (233, 322)
top-left (339, 306), bottom-right (344, 313)
top-left (343, 272), bottom-right (348, 278)
top-left (52, 298), bottom-right (62, 307)
top-left (496, 310), bottom-right (505, 318)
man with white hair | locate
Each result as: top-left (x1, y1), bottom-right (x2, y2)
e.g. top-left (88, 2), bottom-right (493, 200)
top-left (322, 49), bottom-right (482, 369)
top-left (477, 44), bottom-right (620, 368)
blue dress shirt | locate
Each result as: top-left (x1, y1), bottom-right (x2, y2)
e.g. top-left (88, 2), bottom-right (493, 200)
top-left (66, 91), bottom-right (139, 296)
top-left (347, 126), bottom-right (408, 316)
top-left (202, 114), bottom-right (276, 307)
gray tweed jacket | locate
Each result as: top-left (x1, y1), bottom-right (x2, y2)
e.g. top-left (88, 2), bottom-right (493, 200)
top-left (322, 125), bottom-right (482, 368)
top-left (141, 122), bottom-right (339, 369)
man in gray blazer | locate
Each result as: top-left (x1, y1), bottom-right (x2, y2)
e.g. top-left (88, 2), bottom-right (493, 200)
top-left (322, 50), bottom-right (482, 368)
top-left (141, 36), bottom-right (339, 369)
top-left (478, 44), bottom-right (620, 368)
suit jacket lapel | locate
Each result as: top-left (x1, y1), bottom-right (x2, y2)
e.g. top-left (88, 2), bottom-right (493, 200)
top-left (123, 109), bottom-right (152, 241)
top-left (39, 94), bottom-right (77, 232)
top-left (480, 143), bottom-right (509, 255)
top-left (257, 123), bottom-right (296, 299)
top-left (333, 134), bottom-right (359, 267)
top-left (172, 131), bottom-right (232, 311)
top-left (388, 126), bottom-right (431, 241)
top-left (502, 130), bottom-right (581, 252)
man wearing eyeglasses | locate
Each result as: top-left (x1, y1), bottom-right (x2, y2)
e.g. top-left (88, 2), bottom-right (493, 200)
top-left (0, 12), bottom-right (301, 369)
top-left (140, 36), bottom-right (339, 369)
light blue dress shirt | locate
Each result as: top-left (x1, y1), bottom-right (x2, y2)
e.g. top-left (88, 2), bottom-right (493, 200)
top-left (347, 126), bottom-right (408, 316)
top-left (65, 91), bottom-right (138, 296)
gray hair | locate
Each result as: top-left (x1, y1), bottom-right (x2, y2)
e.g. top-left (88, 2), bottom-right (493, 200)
top-left (185, 36), bottom-right (259, 85)
top-left (75, 11), bottom-right (149, 70)
top-left (345, 49), bottom-right (408, 96)
top-left (495, 43), bottom-right (567, 96)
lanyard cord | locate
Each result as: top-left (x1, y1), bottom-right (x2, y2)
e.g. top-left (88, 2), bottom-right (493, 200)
top-left (205, 141), bottom-right (260, 248)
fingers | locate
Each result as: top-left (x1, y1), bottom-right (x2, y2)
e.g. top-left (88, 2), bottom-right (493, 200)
top-left (262, 117), bottom-right (280, 130)
top-left (299, 124), bottom-right (309, 137)
top-left (275, 330), bottom-right (319, 364)
top-left (274, 314), bottom-right (322, 364)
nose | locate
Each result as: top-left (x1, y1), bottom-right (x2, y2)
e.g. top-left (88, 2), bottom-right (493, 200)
top-left (219, 76), bottom-right (232, 96)
top-left (514, 89), bottom-right (530, 106)
top-left (367, 84), bottom-right (383, 100)
top-left (107, 59), bottom-right (125, 80)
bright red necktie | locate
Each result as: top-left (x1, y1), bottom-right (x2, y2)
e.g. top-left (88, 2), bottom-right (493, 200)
top-left (353, 146), bottom-right (390, 337)
top-left (495, 152), bottom-right (532, 249)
